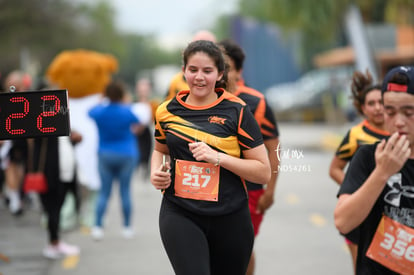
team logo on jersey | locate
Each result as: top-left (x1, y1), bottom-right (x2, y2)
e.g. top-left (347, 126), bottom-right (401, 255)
top-left (190, 165), bottom-right (204, 174)
top-left (385, 173), bottom-right (414, 207)
top-left (208, 116), bottom-right (226, 125)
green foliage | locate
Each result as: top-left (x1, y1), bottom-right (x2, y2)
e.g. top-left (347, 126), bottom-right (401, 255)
top-left (386, 0), bottom-right (414, 24)
top-left (238, 0), bottom-right (412, 69)
top-left (116, 34), bottom-right (181, 85)
top-left (0, 0), bottom-right (180, 87)
top-left (212, 14), bottom-right (233, 41)
top-left (0, 0), bottom-right (79, 75)
top-left (239, 0), bottom-right (349, 69)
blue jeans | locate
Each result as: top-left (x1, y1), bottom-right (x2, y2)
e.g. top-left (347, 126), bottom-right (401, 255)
top-left (95, 152), bottom-right (137, 227)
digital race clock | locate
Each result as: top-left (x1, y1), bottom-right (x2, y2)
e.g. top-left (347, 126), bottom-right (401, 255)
top-left (0, 89), bottom-right (70, 140)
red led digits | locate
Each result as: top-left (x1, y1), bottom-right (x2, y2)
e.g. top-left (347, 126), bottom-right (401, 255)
top-left (6, 96), bottom-right (29, 135)
top-left (0, 90), bottom-right (69, 139)
top-left (37, 95), bottom-right (61, 133)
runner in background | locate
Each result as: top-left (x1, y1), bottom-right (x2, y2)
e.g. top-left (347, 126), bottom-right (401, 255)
top-left (329, 69), bottom-right (389, 274)
top-left (335, 66), bottom-right (414, 274)
top-left (218, 38), bottom-right (280, 275)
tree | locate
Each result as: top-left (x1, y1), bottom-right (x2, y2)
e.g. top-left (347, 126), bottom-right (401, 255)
top-left (238, 0), bottom-right (413, 69)
top-left (116, 34), bottom-right (181, 86)
top-left (0, 0), bottom-right (83, 77)
top-left (0, 0), bottom-right (181, 89)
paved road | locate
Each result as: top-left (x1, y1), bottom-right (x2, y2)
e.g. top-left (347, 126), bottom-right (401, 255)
top-left (0, 122), bottom-right (354, 275)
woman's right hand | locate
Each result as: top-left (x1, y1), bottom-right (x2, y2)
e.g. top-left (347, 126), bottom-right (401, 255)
top-left (150, 161), bottom-right (171, 190)
top-left (375, 132), bottom-right (410, 178)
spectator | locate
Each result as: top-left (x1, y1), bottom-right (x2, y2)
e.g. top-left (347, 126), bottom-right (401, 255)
top-left (1, 70), bottom-right (32, 215)
top-left (34, 133), bottom-right (82, 259)
top-left (132, 78), bottom-right (156, 180)
top-left (89, 80), bottom-right (140, 240)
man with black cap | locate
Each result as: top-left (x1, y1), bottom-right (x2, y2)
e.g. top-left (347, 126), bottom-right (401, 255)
top-left (335, 66), bottom-right (414, 274)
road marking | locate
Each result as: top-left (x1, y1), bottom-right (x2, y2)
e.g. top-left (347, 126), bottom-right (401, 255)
top-left (80, 226), bottom-right (91, 235)
top-left (62, 255), bottom-right (79, 269)
top-left (285, 193), bottom-right (300, 204)
top-left (309, 213), bottom-right (327, 227)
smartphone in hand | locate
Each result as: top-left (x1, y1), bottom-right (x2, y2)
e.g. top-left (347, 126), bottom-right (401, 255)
top-left (162, 155), bottom-right (170, 173)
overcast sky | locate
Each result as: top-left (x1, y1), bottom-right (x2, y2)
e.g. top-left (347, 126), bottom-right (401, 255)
top-left (112, 0), bottom-right (238, 35)
top-left (109, 0), bottom-right (239, 48)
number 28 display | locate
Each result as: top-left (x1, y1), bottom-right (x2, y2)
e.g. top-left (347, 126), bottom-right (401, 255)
top-left (0, 90), bottom-right (70, 140)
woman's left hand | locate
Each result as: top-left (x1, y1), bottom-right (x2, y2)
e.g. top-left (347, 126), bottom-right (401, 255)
top-left (188, 142), bottom-right (217, 164)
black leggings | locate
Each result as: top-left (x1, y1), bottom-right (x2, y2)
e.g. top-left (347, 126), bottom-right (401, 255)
top-left (159, 197), bottom-right (254, 275)
top-left (39, 179), bottom-right (78, 243)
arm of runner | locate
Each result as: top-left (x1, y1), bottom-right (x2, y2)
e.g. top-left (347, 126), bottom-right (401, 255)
top-left (150, 141), bottom-right (171, 190)
top-left (335, 169), bottom-right (390, 234)
top-left (335, 133), bottom-right (410, 234)
top-left (329, 156), bottom-right (347, 185)
top-left (189, 142), bottom-right (271, 185)
top-left (256, 137), bottom-right (280, 213)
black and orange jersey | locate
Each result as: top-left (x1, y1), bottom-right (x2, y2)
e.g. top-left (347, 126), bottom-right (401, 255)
top-left (164, 72), bottom-right (189, 101)
top-left (234, 85), bottom-right (279, 140)
top-left (155, 88), bottom-right (264, 216)
top-left (234, 84), bottom-right (279, 190)
top-left (335, 119), bottom-right (389, 161)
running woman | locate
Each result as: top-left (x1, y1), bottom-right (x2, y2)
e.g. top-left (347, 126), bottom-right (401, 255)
top-left (150, 40), bottom-right (270, 275)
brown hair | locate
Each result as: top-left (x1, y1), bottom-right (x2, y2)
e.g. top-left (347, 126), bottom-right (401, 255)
top-left (350, 70), bottom-right (381, 115)
top-left (105, 80), bottom-right (125, 102)
top-left (182, 40), bottom-right (228, 89)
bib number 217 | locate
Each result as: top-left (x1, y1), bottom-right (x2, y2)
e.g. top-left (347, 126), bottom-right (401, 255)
top-left (182, 173), bottom-right (211, 188)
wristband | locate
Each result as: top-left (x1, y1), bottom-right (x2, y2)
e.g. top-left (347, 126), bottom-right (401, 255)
top-left (215, 152), bottom-right (220, 166)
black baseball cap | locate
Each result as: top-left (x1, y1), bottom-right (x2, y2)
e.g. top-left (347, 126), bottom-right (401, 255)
top-left (382, 66), bottom-right (414, 94)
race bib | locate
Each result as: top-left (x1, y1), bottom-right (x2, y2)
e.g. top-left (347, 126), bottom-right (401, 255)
top-left (366, 215), bottom-right (414, 274)
top-left (174, 159), bottom-right (220, 202)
